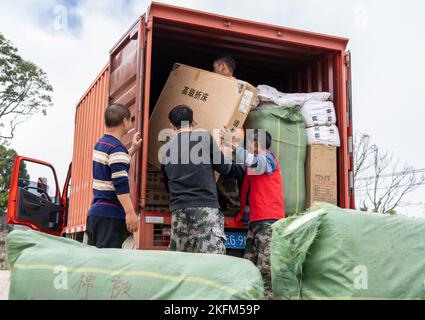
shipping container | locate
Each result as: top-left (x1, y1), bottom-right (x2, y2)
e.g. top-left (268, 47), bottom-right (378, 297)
top-left (9, 2), bottom-right (354, 250)
top-left (65, 65), bottom-right (109, 235)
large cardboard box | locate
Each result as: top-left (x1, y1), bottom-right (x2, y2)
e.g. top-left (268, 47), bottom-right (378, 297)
top-left (148, 63), bottom-right (258, 169)
top-left (306, 145), bottom-right (337, 208)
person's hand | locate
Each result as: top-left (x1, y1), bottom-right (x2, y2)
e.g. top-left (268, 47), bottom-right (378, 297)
top-left (219, 127), bottom-right (234, 148)
top-left (126, 211), bottom-right (139, 233)
top-left (131, 132), bottom-right (143, 151)
top-left (234, 128), bottom-right (245, 145)
top-left (220, 127), bottom-right (245, 150)
top-left (219, 127), bottom-right (233, 158)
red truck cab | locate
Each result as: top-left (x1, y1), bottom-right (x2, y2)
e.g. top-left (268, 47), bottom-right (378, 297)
top-left (7, 156), bottom-right (71, 237)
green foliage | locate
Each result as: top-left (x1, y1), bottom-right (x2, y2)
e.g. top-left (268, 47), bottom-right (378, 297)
top-left (0, 33), bottom-right (53, 143)
top-left (0, 145), bottom-right (29, 216)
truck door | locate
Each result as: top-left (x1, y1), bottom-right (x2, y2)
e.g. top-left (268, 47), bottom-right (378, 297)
top-left (108, 16), bottom-right (146, 213)
top-left (345, 51), bottom-right (355, 209)
top-left (7, 156), bottom-right (65, 236)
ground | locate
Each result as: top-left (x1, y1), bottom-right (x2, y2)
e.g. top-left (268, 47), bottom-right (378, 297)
top-left (0, 271), bottom-right (10, 300)
top-left (0, 229), bottom-right (7, 271)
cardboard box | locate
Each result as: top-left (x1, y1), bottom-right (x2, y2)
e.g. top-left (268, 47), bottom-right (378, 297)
top-left (146, 190), bottom-right (170, 206)
top-left (306, 145), bottom-right (337, 208)
top-left (145, 206), bottom-right (170, 213)
top-left (148, 63), bottom-right (258, 169)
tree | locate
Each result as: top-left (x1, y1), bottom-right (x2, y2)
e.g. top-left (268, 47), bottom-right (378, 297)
top-left (354, 132), bottom-right (425, 215)
top-left (0, 145), bottom-right (30, 216)
top-left (0, 33), bottom-right (53, 144)
top-left (353, 132), bottom-right (373, 181)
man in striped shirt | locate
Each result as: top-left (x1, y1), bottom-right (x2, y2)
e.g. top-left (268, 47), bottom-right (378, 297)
top-left (86, 103), bottom-right (142, 249)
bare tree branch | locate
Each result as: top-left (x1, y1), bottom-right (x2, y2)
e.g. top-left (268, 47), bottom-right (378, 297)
top-left (353, 132), bottom-right (374, 180)
top-left (354, 132), bottom-right (424, 215)
top-left (388, 174), bottom-right (425, 213)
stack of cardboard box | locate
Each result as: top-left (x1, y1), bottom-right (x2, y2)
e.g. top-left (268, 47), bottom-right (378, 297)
top-left (145, 164), bottom-right (170, 213)
top-left (297, 97), bottom-right (339, 208)
top-left (305, 145), bottom-right (337, 208)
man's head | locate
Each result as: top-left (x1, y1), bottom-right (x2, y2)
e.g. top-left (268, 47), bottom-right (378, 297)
top-left (168, 105), bottom-right (195, 131)
top-left (247, 129), bottom-right (272, 153)
top-left (37, 177), bottom-right (48, 193)
top-left (213, 55), bottom-right (236, 77)
top-left (104, 103), bottom-right (132, 134)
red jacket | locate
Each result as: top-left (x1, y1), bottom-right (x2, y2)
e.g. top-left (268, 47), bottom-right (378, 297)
top-left (236, 150), bottom-right (285, 223)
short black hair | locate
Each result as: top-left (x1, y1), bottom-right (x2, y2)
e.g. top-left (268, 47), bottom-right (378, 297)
top-left (168, 105), bottom-right (193, 129)
top-left (104, 103), bottom-right (131, 128)
top-left (214, 55), bottom-right (236, 72)
top-left (252, 129), bottom-right (272, 150)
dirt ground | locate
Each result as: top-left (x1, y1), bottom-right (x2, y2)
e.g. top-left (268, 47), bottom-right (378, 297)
top-left (0, 230), bottom-right (7, 271)
top-left (0, 271), bottom-right (9, 300)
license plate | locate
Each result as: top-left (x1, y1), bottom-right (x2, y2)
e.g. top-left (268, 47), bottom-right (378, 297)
top-left (225, 232), bottom-right (247, 249)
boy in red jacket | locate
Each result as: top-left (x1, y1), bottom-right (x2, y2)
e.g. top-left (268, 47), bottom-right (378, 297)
top-left (223, 128), bottom-right (285, 299)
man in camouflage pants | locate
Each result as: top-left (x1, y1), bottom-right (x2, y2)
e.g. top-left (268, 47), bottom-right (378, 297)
top-left (244, 221), bottom-right (274, 300)
top-left (221, 128), bottom-right (285, 300)
top-left (169, 207), bottom-right (226, 254)
top-left (162, 105), bottom-right (232, 255)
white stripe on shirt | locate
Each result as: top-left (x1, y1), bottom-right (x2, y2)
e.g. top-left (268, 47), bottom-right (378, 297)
top-left (93, 179), bottom-right (115, 191)
top-left (108, 152), bottom-right (131, 165)
top-left (111, 170), bottom-right (129, 179)
top-left (93, 150), bottom-right (109, 165)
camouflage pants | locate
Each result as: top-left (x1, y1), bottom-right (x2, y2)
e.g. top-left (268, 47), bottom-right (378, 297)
top-left (244, 222), bottom-right (274, 300)
top-left (169, 207), bottom-right (227, 255)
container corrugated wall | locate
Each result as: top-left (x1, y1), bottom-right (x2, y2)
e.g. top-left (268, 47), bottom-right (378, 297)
top-left (66, 65), bottom-right (109, 234)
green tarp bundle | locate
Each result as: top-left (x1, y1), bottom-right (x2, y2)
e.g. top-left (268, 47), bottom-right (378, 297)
top-left (271, 203), bottom-right (425, 300)
top-left (6, 230), bottom-right (264, 300)
top-left (245, 106), bottom-right (307, 216)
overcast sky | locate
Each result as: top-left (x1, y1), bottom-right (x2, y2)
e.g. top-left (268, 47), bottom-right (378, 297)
top-left (1, 0), bottom-right (424, 216)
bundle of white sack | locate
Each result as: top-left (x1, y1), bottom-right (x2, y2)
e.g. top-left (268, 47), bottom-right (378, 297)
top-left (254, 85), bottom-right (332, 110)
top-left (306, 125), bottom-right (341, 147)
top-left (300, 98), bottom-right (340, 147)
top-left (252, 84), bottom-right (341, 148)
top-left (300, 100), bottom-right (337, 128)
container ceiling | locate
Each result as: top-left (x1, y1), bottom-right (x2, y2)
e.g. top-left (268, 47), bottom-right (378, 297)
top-left (150, 18), bottom-right (339, 110)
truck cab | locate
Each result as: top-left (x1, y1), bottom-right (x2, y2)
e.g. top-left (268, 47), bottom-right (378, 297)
top-left (7, 156), bottom-right (71, 237)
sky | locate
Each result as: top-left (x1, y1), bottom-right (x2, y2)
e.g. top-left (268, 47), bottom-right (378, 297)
top-left (1, 0), bottom-right (424, 216)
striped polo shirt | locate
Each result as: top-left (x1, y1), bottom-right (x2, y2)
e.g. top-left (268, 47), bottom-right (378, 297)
top-left (88, 134), bottom-right (131, 220)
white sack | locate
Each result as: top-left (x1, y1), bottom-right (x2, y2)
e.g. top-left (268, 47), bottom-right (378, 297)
top-left (300, 100), bottom-right (337, 128)
top-left (306, 125), bottom-right (340, 147)
top-left (256, 85), bottom-right (332, 108)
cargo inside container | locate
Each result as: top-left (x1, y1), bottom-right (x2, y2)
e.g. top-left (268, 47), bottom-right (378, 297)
top-left (147, 17), bottom-right (346, 205)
